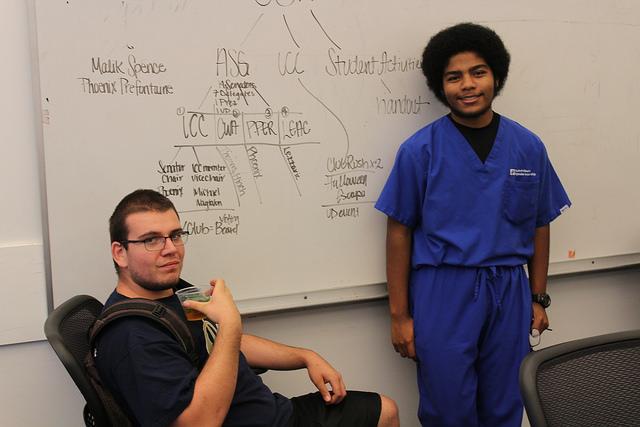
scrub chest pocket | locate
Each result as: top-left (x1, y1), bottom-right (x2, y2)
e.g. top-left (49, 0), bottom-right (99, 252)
top-left (503, 179), bottom-right (538, 224)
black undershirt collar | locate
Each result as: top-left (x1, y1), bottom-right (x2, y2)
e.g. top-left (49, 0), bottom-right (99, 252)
top-left (449, 112), bottom-right (501, 163)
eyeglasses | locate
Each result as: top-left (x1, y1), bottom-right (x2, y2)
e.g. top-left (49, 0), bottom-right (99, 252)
top-left (121, 230), bottom-right (190, 251)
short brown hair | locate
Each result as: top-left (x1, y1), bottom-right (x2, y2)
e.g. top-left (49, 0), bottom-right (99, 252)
top-left (109, 189), bottom-right (179, 272)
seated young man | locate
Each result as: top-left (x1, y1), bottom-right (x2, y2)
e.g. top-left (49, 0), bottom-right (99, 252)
top-left (94, 189), bottom-right (399, 427)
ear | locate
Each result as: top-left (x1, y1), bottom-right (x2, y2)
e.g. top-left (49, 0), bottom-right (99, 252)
top-left (112, 241), bottom-right (128, 270)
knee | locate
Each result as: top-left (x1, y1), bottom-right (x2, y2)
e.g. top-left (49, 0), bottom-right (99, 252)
top-left (378, 394), bottom-right (400, 427)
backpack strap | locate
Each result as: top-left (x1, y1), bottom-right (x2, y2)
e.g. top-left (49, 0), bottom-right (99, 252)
top-left (89, 298), bottom-right (199, 366)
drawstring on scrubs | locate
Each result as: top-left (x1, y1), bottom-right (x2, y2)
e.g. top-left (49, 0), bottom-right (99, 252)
top-left (474, 266), bottom-right (502, 312)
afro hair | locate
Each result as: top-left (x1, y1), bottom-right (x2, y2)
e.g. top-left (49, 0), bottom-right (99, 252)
top-left (421, 23), bottom-right (510, 105)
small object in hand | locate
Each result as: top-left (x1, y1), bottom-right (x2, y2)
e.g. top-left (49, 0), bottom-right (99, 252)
top-left (175, 286), bottom-right (210, 321)
top-left (529, 329), bottom-right (541, 347)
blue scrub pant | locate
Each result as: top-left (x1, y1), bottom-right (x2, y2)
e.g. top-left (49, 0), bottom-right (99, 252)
top-left (410, 265), bottom-right (531, 427)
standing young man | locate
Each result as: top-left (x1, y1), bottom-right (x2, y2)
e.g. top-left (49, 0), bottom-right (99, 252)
top-left (95, 189), bottom-right (399, 427)
top-left (375, 23), bottom-right (571, 426)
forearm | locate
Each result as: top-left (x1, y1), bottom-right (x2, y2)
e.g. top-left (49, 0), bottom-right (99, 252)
top-left (386, 217), bottom-right (412, 319)
top-left (241, 334), bottom-right (312, 370)
top-left (528, 224), bottom-right (550, 293)
top-left (172, 321), bottom-right (242, 427)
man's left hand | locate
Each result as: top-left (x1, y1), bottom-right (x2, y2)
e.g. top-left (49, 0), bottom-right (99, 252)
top-left (304, 352), bottom-right (347, 405)
top-left (531, 302), bottom-right (549, 333)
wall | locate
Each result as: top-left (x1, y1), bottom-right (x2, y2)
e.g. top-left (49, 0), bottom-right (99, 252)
top-left (1, 271), bottom-right (640, 427)
top-left (1, 2), bottom-right (638, 426)
top-left (0, 0), bottom-right (48, 346)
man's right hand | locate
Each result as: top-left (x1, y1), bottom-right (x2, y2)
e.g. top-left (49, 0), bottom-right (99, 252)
top-left (172, 279), bottom-right (241, 427)
top-left (182, 279), bottom-right (241, 328)
top-left (391, 314), bottom-right (416, 360)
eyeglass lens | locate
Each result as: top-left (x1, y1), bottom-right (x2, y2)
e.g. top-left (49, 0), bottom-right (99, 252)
top-left (145, 232), bottom-right (188, 250)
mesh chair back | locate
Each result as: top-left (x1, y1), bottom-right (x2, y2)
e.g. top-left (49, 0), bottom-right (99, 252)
top-left (520, 329), bottom-right (640, 427)
top-left (44, 295), bottom-right (126, 427)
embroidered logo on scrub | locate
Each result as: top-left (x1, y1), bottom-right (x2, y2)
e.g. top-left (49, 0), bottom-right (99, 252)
top-left (509, 169), bottom-right (537, 177)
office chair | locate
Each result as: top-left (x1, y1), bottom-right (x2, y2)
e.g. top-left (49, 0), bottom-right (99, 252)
top-left (519, 329), bottom-right (640, 427)
top-left (45, 294), bottom-right (266, 426)
top-left (44, 295), bottom-right (132, 427)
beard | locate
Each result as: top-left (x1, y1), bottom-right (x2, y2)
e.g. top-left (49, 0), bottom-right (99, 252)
top-left (129, 268), bottom-right (181, 292)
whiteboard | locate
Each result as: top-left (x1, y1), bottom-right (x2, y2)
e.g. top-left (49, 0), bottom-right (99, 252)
top-left (33, 0), bottom-right (640, 311)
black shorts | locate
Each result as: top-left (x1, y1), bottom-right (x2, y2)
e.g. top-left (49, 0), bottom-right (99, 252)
top-left (287, 391), bottom-right (381, 427)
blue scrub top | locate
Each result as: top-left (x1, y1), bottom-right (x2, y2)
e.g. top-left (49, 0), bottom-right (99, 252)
top-left (375, 115), bottom-right (571, 268)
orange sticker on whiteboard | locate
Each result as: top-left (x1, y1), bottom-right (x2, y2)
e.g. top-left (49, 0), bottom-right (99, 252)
top-left (568, 249), bottom-right (576, 259)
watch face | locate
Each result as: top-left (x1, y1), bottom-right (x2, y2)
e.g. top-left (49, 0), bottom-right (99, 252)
top-left (534, 293), bottom-right (551, 308)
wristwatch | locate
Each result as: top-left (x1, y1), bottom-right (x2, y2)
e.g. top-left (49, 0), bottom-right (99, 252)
top-left (532, 293), bottom-right (551, 308)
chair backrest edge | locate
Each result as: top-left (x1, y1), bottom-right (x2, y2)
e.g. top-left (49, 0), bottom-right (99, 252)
top-left (44, 295), bottom-right (111, 426)
top-left (519, 329), bottom-right (640, 427)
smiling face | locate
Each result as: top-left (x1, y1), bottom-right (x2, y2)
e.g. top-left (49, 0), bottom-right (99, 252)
top-left (111, 209), bottom-right (185, 298)
top-left (442, 51), bottom-right (496, 128)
